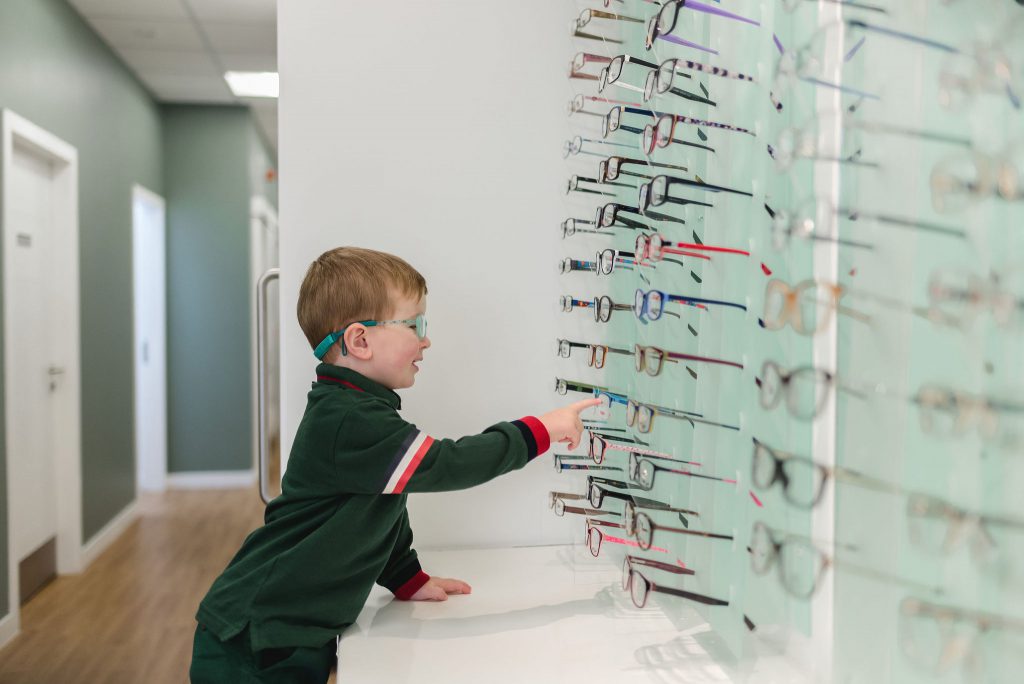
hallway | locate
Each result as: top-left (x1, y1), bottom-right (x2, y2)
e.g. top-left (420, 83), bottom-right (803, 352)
top-left (0, 489), bottom-right (265, 683)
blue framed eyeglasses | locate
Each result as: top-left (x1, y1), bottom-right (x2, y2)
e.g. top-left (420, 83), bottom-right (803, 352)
top-left (313, 314), bottom-right (427, 359)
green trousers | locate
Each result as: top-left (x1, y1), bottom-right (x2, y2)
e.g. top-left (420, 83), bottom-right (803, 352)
top-left (189, 623), bottom-right (336, 684)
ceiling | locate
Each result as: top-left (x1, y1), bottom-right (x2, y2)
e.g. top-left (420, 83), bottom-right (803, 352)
top-left (67, 0), bottom-right (278, 154)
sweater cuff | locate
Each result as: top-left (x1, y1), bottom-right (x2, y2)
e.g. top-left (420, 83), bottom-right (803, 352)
top-left (513, 416), bottom-right (551, 461)
top-left (393, 571), bottom-right (431, 600)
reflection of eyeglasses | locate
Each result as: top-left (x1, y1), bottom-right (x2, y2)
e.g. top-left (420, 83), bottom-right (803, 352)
top-left (906, 493), bottom-right (1024, 565)
top-left (749, 521), bottom-right (833, 599)
top-left (628, 452), bottom-right (735, 491)
top-left (762, 201), bottom-right (961, 250)
top-left (622, 557), bottom-right (728, 609)
top-left (930, 151), bottom-right (1023, 214)
top-left (927, 269), bottom-right (1024, 329)
top-left (768, 125), bottom-right (880, 172)
top-left (644, 58), bottom-right (755, 106)
top-left (314, 314), bottom-right (427, 359)
top-left (548, 491), bottom-right (615, 518)
top-left (634, 344), bottom-right (743, 377)
top-left (913, 384), bottom-right (1024, 442)
top-left (937, 17), bottom-right (1023, 112)
top-left (553, 453), bottom-right (621, 474)
top-left (554, 377), bottom-right (608, 396)
top-left (899, 597), bottom-right (1024, 679)
top-left (750, 437), bottom-right (893, 509)
top-left (758, 360), bottom-right (866, 420)
top-left (761, 278), bottom-right (871, 336)
top-left (634, 288), bottom-right (747, 321)
top-left (559, 294), bottom-right (593, 312)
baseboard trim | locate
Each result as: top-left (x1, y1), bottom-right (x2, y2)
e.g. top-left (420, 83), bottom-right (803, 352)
top-left (81, 499), bottom-right (139, 570)
top-left (166, 470), bottom-right (257, 490)
top-left (0, 611), bottom-right (16, 651)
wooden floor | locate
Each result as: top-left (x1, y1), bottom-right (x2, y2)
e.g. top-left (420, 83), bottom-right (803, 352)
top-left (0, 488), bottom-right (338, 684)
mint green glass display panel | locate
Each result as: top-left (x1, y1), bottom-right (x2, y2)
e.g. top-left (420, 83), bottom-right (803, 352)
top-left (831, 3), bottom-right (1024, 683)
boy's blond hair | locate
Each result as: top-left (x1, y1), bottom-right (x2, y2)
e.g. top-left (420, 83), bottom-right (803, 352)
top-left (297, 247), bottom-right (427, 352)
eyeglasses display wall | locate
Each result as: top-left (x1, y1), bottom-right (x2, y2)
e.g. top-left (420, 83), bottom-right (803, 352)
top-left (554, 1), bottom-right (1024, 681)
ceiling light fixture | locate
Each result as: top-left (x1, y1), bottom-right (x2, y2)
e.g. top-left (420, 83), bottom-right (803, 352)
top-left (224, 71), bottom-right (279, 98)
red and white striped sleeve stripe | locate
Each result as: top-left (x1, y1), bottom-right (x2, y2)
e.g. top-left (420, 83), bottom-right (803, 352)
top-left (382, 429), bottom-right (435, 494)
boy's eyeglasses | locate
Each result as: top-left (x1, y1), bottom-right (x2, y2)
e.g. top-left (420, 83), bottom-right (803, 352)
top-left (313, 314), bottom-right (427, 359)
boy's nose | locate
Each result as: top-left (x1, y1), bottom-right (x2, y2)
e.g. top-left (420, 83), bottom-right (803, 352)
top-left (420, 336), bottom-right (431, 349)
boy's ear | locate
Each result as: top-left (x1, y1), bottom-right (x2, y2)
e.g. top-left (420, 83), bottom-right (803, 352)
top-left (343, 324), bottom-right (372, 360)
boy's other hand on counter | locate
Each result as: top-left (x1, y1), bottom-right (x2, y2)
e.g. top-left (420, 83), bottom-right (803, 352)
top-left (540, 398), bottom-right (603, 451)
top-left (409, 576), bottom-right (473, 602)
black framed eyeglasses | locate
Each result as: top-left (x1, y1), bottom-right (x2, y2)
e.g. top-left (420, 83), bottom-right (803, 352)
top-left (628, 452), bottom-right (737, 491)
top-left (599, 155), bottom-right (689, 183)
top-left (554, 377), bottom-right (608, 396)
top-left (560, 217), bottom-right (602, 239)
top-left (647, 174), bottom-right (753, 209)
top-left (548, 491), bottom-right (616, 518)
top-left (630, 508), bottom-right (733, 551)
top-left (645, 57), bottom-right (755, 107)
top-left (554, 453), bottom-right (621, 474)
top-left (566, 174), bottom-right (621, 196)
top-left (598, 54), bottom-right (660, 95)
top-left (597, 202), bottom-right (686, 230)
top-left (626, 397), bottom-right (739, 434)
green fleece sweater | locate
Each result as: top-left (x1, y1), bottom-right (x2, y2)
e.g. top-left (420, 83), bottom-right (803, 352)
top-left (196, 364), bottom-right (550, 651)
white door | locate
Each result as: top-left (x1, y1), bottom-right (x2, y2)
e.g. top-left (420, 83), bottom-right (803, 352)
top-left (8, 141), bottom-right (59, 563)
top-left (133, 186), bottom-right (167, 492)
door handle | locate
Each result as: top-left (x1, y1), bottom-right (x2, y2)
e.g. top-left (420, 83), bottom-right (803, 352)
top-left (256, 267), bottom-right (280, 505)
top-left (48, 366), bottom-right (66, 375)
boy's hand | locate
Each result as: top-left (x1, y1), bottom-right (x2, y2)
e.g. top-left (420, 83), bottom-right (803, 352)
top-left (409, 576), bottom-right (472, 602)
top-left (539, 398), bottom-right (603, 450)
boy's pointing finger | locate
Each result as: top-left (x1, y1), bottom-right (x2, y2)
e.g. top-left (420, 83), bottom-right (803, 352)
top-left (569, 398), bottom-right (604, 414)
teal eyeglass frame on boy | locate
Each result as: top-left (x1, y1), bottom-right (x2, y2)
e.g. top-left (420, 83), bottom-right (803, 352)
top-left (313, 314), bottom-right (428, 359)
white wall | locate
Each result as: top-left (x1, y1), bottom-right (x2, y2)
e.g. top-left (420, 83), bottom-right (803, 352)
top-left (279, 1), bottom-right (575, 547)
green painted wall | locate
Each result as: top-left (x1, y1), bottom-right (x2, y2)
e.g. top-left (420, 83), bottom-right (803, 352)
top-left (163, 105), bottom-right (257, 473)
top-left (0, 0), bottom-right (164, 617)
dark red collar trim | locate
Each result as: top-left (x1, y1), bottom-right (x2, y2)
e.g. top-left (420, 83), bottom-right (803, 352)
top-left (316, 375), bottom-right (365, 392)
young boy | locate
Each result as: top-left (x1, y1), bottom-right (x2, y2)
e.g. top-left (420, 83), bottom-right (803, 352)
top-left (190, 247), bottom-right (598, 683)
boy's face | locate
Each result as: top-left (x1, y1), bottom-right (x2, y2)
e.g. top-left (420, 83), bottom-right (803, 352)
top-left (354, 293), bottom-right (430, 390)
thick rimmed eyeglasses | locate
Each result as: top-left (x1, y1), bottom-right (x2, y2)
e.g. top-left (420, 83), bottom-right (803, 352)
top-left (761, 278), bottom-right (872, 335)
top-left (643, 58), bottom-right (755, 106)
top-left (313, 314), bottom-right (427, 359)
top-left (598, 155), bottom-right (689, 183)
top-left (566, 174), bottom-right (626, 196)
top-left (628, 452), bottom-right (736, 491)
top-left (589, 430), bottom-right (695, 467)
top-left (598, 54), bottom-right (710, 104)
top-left (646, 174), bottom-right (754, 209)
top-left (622, 556), bottom-right (728, 609)
top-left (634, 288), bottom-right (748, 321)
top-left (758, 360), bottom-right (866, 421)
top-left (634, 344), bottom-right (743, 377)
top-left (586, 518), bottom-right (656, 556)
top-left (597, 202), bottom-right (685, 230)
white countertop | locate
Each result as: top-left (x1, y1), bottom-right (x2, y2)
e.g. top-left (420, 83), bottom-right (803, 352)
top-left (337, 545), bottom-right (810, 683)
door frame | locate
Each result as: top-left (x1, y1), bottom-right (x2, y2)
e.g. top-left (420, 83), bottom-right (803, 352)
top-left (249, 195), bottom-right (278, 474)
top-left (1, 109), bottom-right (83, 638)
top-left (132, 184), bottom-right (168, 493)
